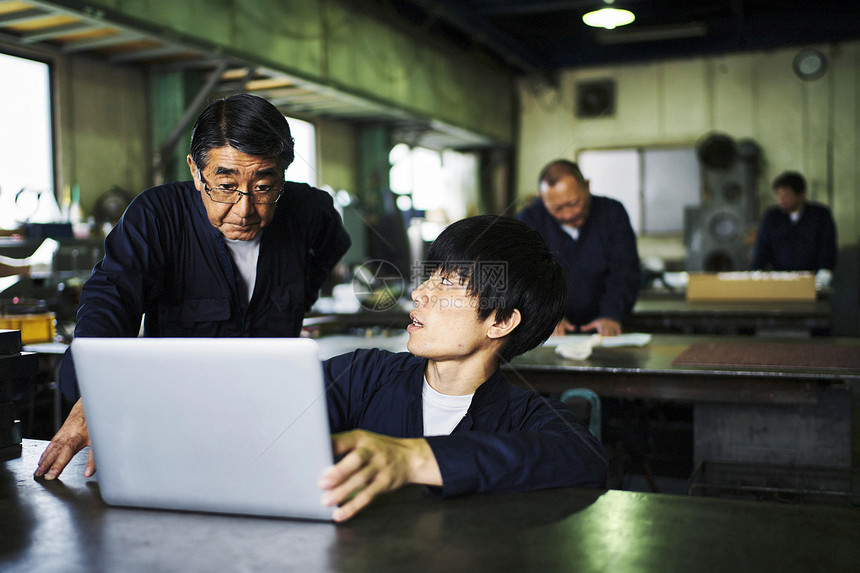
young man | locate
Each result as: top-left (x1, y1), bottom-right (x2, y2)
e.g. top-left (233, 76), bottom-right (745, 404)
top-left (319, 215), bottom-right (607, 522)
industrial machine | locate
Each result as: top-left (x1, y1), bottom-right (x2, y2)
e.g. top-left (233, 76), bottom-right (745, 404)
top-left (684, 133), bottom-right (762, 271)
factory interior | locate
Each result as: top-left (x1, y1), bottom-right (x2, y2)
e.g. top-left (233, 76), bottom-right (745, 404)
top-left (1, 1), bottom-right (859, 570)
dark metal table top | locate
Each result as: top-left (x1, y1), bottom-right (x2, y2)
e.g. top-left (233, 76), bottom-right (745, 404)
top-left (508, 335), bottom-right (860, 381)
top-left (3, 440), bottom-right (859, 572)
top-left (633, 298), bottom-right (831, 317)
top-left (504, 335), bottom-right (860, 404)
top-left (629, 296), bottom-right (833, 335)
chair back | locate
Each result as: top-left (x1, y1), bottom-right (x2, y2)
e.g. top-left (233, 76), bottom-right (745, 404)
top-left (561, 388), bottom-right (602, 442)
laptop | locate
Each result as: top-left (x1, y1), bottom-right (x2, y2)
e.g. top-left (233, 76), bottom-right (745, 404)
top-left (72, 337), bottom-right (334, 521)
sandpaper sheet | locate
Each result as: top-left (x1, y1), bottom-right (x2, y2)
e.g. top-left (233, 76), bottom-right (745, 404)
top-left (672, 342), bottom-right (860, 371)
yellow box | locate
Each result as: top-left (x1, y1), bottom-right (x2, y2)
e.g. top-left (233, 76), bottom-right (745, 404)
top-left (0, 313), bottom-right (56, 344)
top-left (686, 272), bottom-right (816, 302)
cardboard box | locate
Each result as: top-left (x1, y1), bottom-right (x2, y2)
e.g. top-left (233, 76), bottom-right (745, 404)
top-left (686, 272), bottom-right (816, 302)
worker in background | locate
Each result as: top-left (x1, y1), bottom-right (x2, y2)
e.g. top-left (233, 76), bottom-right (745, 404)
top-left (35, 93), bottom-right (351, 480)
top-left (751, 170), bottom-right (837, 279)
top-left (516, 159), bottom-right (640, 337)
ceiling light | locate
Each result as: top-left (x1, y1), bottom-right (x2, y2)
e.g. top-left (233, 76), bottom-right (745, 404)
top-left (583, 8), bottom-right (635, 30)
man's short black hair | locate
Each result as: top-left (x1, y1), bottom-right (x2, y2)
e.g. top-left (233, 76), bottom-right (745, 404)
top-left (772, 171), bottom-right (806, 195)
top-left (424, 215), bottom-right (565, 361)
top-left (538, 159), bottom-right (587, 187)
top-left (190, 93), bottom-right (295, 173)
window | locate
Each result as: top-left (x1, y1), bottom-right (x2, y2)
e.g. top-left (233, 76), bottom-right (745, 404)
top-left (284, 116), bottom-right (316, 186)
top-left (578, 147), bottom-right (699, 235)
top-left (389, 144), bottom-right (478, 242)
top-left (0, 51), bottom-right (54, 229)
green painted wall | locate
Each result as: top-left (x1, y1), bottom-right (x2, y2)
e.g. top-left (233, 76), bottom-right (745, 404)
top-left (316, 118), bottom-right (358, 194)
top-left (55, 53), bottom-right (149, 217)
top-left (150, 70), bottom-right (197, 184)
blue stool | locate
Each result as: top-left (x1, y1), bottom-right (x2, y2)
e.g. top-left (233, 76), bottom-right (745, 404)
top-left (560, 388), bottom-right (602, 442)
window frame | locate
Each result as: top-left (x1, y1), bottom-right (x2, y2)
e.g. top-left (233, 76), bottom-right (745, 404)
top-left (0, 43), bottom-right (59, 209)
top-left (577, 144), bottom-right (701, 236)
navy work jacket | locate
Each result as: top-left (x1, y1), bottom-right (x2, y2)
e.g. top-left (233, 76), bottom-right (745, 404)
top-left (324, 349), bottom-right (608, 497)
top-left (752, 202), bottom-right (837, 272)
top-left (60, 180), bottom-right (350, 399)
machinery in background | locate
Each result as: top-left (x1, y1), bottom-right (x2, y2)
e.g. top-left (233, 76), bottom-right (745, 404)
top-left (0, 329), bottom-right (38, 459)
top-left (684, 133), bottom-right (762, 272)
top-left (92, 187), bottom-right (133, 234)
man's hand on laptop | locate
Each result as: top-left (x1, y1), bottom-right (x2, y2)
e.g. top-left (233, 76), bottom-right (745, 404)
top-left (318, 430), bottom-right (442, 522)
top-left (33, 398), bottom-right (96, 480)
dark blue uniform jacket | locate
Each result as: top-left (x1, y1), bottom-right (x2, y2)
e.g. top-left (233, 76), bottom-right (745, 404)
top-left (61, 180), bottom-right (350, 399)
top-left (752, 202), bottom-right (837, 272)
top-left (324, 349), bottom-right (608, 497)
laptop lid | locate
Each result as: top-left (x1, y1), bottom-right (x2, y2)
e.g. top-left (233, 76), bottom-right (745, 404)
top-left (73, 337), bottom-right (334, 521)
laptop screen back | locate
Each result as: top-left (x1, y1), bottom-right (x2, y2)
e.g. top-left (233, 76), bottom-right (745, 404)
top-left (73, 337), bottom-right (333, 521)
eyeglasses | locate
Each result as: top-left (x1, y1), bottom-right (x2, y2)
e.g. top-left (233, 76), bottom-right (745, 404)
top-left (199, 175), bottom-right (283, 204)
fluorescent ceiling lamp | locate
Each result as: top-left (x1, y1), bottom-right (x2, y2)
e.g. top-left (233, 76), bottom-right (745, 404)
top-left (583, 8), bottom-right (635, 30)
top-left (595, 23), bottom-right (707, 44)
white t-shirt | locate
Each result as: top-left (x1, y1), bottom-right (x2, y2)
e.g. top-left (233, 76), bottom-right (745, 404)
top-left (562, 224), bottom-right (580, 241)
top-left (422, 378), bottom-right (474, 436)
top-left (224, 234), bottom-right (262, 303)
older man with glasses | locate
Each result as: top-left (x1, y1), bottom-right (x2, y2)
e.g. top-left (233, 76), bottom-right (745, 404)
top-left (35, 93), bottom-right (351, 480)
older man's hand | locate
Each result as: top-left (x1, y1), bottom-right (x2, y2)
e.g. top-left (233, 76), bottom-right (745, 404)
top-left (580, 317), bottom-right (622, 337)
top-left (33, 398), bottom-right (95, 480)
top-left (552, 317), bottom-right (578, 337)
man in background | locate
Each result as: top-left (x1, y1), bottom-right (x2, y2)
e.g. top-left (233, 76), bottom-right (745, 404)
top-left (516, 159), bottom-right (640, 337)
top-left (752, 170), bottom-right (836, 274)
